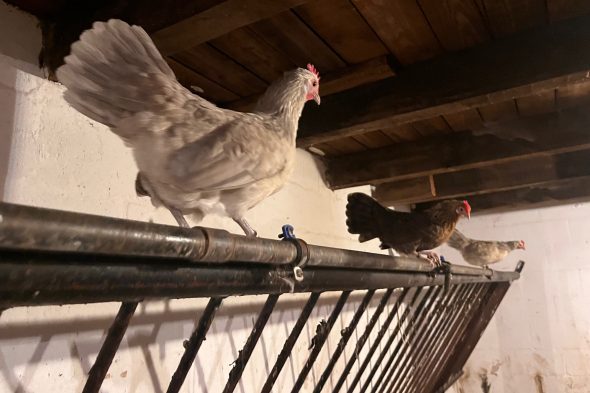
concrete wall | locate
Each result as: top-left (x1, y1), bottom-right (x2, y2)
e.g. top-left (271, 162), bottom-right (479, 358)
top-left (1, 3), bottom-right (590, 392)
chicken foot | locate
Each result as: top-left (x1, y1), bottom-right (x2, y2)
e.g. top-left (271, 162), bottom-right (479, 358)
top-left (169, 207), bottom-right (190, 228)
top-left (417, 250), bottom-right (443, 268)
top-left (234, 217), bottom-right (258, 237)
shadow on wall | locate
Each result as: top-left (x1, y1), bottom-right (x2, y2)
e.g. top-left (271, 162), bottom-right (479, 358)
top-left (0, 291), bottom-right (371, 392)
top-left (0, 63), bottom-right (16, 199)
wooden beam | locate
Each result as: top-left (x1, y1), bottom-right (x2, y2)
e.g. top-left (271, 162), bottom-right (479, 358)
top-left (151, 0), bottom-right (312, 56)
top-left (296, 14), bottom-right (590, 147)
top-left (374, 149), bottom-right (590, 205)
top-left (226, 56), bottom-right (396, 111)
top-left (326, 108), bottom-right (590, 189)
top-left (416, 176), bottom-right (590, 214)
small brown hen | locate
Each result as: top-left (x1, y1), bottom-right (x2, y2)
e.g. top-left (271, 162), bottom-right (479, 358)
top-left (346, 193), bottom-right (470, 265)
top-left (447, 229), bottom-right (525, 268)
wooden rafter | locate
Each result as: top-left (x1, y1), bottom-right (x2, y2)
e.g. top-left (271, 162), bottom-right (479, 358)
top-left (297, 14), bottom-right (590, 147)
top-left (325, 108), bottom-right (590, 189)
top-left (151, 0), bottom-right (313, 56)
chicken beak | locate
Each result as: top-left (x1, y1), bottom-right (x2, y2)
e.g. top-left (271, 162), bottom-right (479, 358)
top-left (313, 92), bottom-right (321, 105)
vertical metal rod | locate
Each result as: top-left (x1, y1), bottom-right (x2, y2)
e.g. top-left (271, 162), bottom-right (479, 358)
top-left (415, 284), bottom-right (489, 393)
top-left (386, 285), bottom-right (462, 393)
top-left (426, 282), bottom-right (509, 393)
top-left (356, 287), bottom-right (428, 393)
top-left (222, 294), bottom-right (280, 393)
top-left (290, 291), bottom-right (351, 393)
top-left (313, 290), bottom-right (376, 393)
top-left (261, 292), bottom-right (321, 393)
top-left (393, 284), bottom-right (471, 393)
top-left (345, 288), bottom-right (412, 393)
top-left (372, 286), bottom-right (443, 393)
top-left (82, 301), bottom-right (138, 393)
top-left (332, 288), bottom-right (395, 393)
top-left (402, 284), bottom-right (478, 393)
top-left (167, 297), bottom-right (223, 393)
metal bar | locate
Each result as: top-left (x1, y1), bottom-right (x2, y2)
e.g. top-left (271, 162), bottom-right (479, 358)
top-left (394, 284), bottom-right (472, 393)
top-left (167, 297), bottom-right (223, 393)
top-left (398, 284), bottom-right (476, 393)
top-left (345, 288), bottom-right (412, 393)
top-left (0, 254), bottom-right (517, 308)
top-left (313, 290), bottom-right (376, 393)
top-left (416, 284), bottom-right (489, 393)
top-left (290, 291), bottom-right (351, 393)
top-left (222, 294), bottom-right (280, 393)
top-left (0, 202), bottom-right (520, 277)
top-left (429, 282), bottom-right (511, 392)
top-left (387, 285), bottom-right (462, 393)
top-left (261, 292), bottom-right (321, 393)
top-left (372, 287), bottom-right (443, 393)
top-left (357, 287), bottom-right (430, 393)
top-left (82, 301), bottom-right (138, 393)
top-left (332, 288), bottom-right (395, 393)
top-left (434, 370), bottom-right (464, 393)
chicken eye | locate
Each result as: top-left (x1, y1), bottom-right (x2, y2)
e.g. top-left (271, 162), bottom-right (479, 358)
top-left (312, 81), bottom-right (317, 87)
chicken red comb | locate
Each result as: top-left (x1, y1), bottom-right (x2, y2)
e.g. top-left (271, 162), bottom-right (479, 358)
top-left (307, 63), bottom-right (320, 80)
top-left (462, 200), bottom-right (471, 217)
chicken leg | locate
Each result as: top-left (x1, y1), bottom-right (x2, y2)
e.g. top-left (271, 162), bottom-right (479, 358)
top-left (417, 250), bottom-right (443, 268)
top-left (169, 207), bottom-right (190, 228)
top-left (234, 217), bottom-right (258, 237)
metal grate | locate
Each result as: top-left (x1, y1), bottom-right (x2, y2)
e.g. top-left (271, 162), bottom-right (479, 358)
top-left (0, 202), bottom-right (523, 392)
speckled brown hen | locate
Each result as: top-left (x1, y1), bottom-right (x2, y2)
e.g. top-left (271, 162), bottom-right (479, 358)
top-left (346, 193), bottom-right (471, 265)
top-left (447, 229), bottom-right (525, 268)
top-left (56, 19), bottom-right (321, 236)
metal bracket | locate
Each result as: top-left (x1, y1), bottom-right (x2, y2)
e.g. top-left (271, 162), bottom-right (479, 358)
top-left (278, 225), bottom-right (310, 282)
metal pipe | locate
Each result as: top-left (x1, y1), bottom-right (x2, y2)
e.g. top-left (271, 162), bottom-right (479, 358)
top-left (0, 252), bottom-right (518, 308)
top-left (167, 297), bottom-right (223, 393)
top-left (290, 291), bottom-right (351, 393)
top-left (82, 301), bottom-right (138, 393)
top-left (331, 288), bottom-right (395, 393)
top-left (261, 292), bottom-right (321, 393)
top-left (222, 294), bottom-right (280, 393)
top-left (0, 202), bottom-right (519, 277)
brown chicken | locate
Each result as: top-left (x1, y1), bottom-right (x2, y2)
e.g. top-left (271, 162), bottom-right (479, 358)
top-left (346, 193), bottom-right (471, 265)
top-left (447, 229), bottom-right (525, 268)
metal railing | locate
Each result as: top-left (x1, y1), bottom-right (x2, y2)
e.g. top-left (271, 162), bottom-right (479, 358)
top-left (0, 202), bottom-right (523, 393)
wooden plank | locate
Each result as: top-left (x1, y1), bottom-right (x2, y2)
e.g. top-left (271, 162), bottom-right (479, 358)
top-left (151, 0), bottom-right (313, 55)
top-left (431, 176), bottom-right (590, 214)
top-left (547, 0), bottom-right (590, 22)
top-left (374, 149), bottom-right (590, 205)
top-left (351, 0), bottom-right (443, 65)
top-left (172, 44), bottom-right (267, 97)
top-left (418, 0), bottom-right (491, 51)
top-left (325, 108), bottom-right (590, 189)
top-left (326, 137), bottom-right (367, 155)
top-left (516, 90), bottom-right (556, 117)
top-left (556, 80), bottom-right (590, 109)
top-left (293, 0), bottom-right (387, 63)
top-left (443, 109), bottom-right (483, 131)
top-left (166, 58), bottom-right (240, 103)
top-left (226, 56), bottom-right (395, 110)
top-left (477, 0), bottom-right (546, 38)
top-left (352, 131), bottom-right (395, 149)
top-left (380, 123), bottom-right (423, 142)
top-left (209, 27), bottom-right (295, 83)
top-left (296, 15), bottom-right (590, 147)
top-left (250, 11), bottom-right (345, 72)
top-left (478, 99), bottom-right (519, 122)
top-left (410, 116), bottom-right (452, 137)
top-left (373, 176), bottom-right (436, 205)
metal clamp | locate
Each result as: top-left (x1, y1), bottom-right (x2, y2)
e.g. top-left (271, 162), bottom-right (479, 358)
top-left (278, 225), bottom-right (310, 282)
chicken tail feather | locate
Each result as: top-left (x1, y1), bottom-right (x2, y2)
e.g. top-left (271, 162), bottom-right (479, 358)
top-left (56, 19), bottom-right (180, 139)
top-left (447, 229), bottom-right (469, 250)
top-left (345, 193), bottom-right (386, 242)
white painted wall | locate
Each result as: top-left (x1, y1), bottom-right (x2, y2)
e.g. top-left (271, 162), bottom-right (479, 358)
top-left (1, 3), bottom-right (589, 392)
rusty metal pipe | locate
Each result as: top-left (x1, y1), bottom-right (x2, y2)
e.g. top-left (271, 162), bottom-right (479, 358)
top-left (0, 202), bottom-right (518, 278)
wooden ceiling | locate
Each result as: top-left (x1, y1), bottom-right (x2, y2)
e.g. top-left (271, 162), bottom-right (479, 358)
top-left (8, 0), bottom-right (590, 213)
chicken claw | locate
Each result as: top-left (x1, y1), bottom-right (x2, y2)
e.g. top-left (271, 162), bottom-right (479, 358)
top-left (417, 250), bottom-right (443, 268)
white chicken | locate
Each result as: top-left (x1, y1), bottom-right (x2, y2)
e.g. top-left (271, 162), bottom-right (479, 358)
top-left (56, 19), bottom-right (321, 236)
